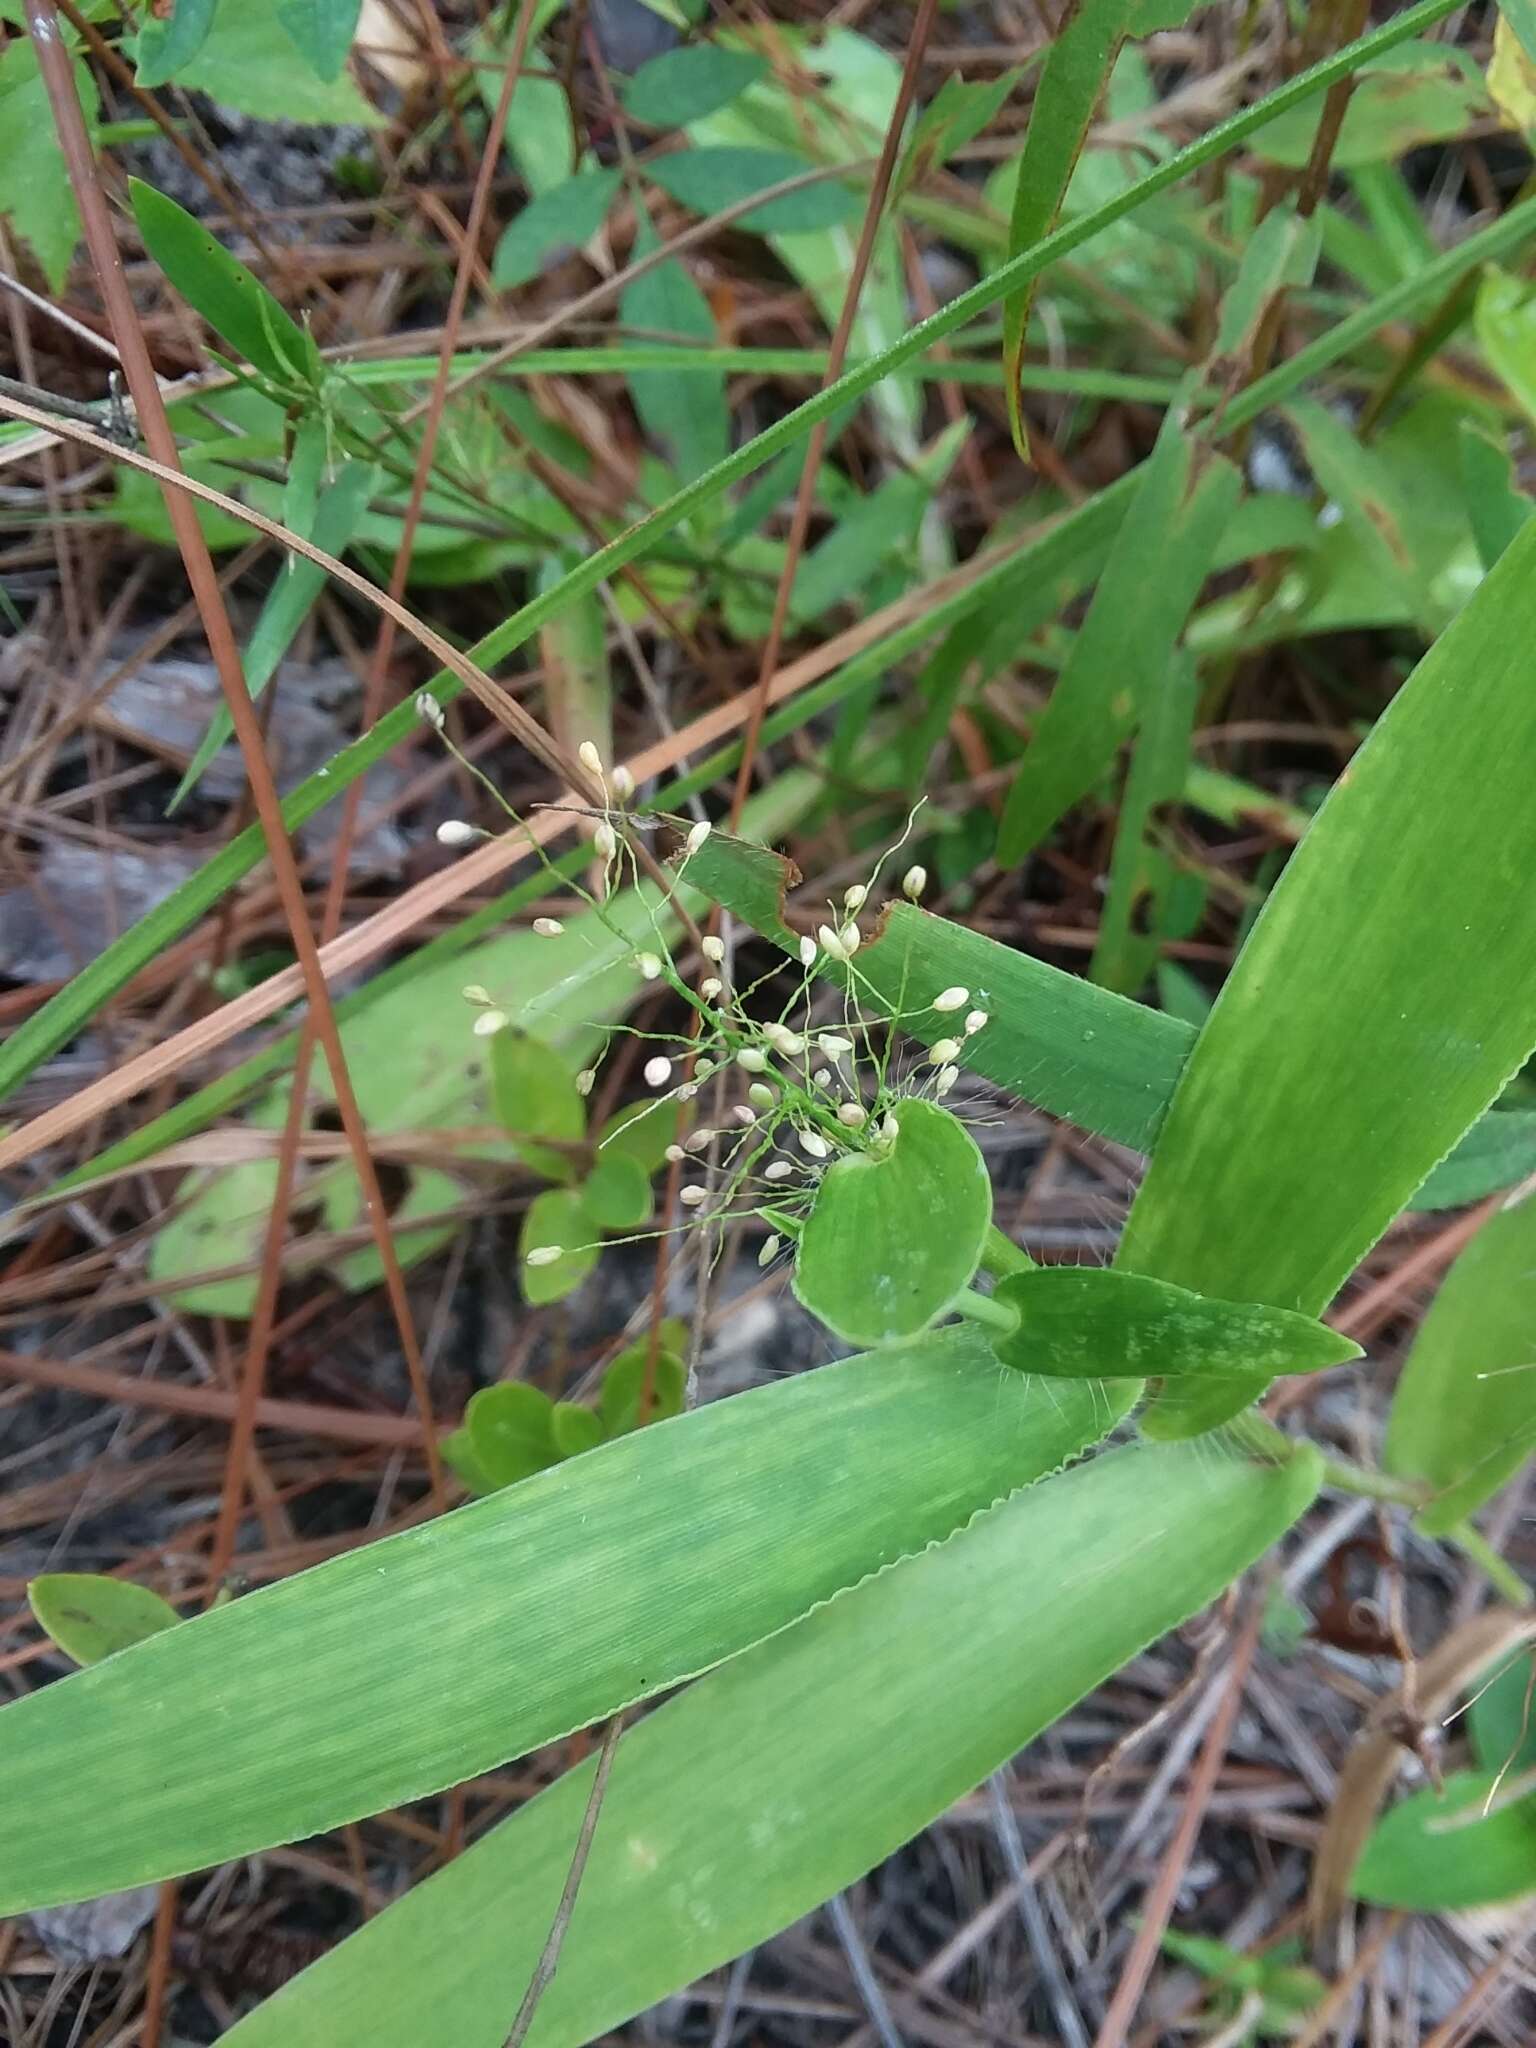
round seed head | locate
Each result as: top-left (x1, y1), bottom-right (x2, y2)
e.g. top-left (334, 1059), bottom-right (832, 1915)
top-left (436, 819), bottom-right (480, 846)
top-left (472, 1010), bottom-right (508, 1037)
top-left (731, 1104), bottom-right (756, 1127)
top-left (932, 986), bottom-right (969, 1013)
top-left (532, 917), bottom-right (564, 937)
top-left (699, 976), bottom-right (723, 1000)
top-left (747, 1082), bottom-right (777, 1110)
top-left (701, 935), bottom-right (726, 963)
top-left (665, 1144), bottom-right (685, 1163)
top-left (758, 1233), bottom-right (781, 1268)
top-left (578, 740), bottom-right (604, 779)
top-left (684, 1128), bottom-right (716, 1152)
top-left (965, 1010), bottom-right (988, 1036)
top-left (736, 1047), bottom-right (769, 1073)
top-left (837, 1101), bottom-right (867, 1128)
top-left (680, 1184), bottom-right (708, 1209)
top-left (644, 1056), bottom-right (672, 1088)
top-left (415, 690), bottom-right (444, 730)
top-left (525, 1246), bottom-right (562, 1267)
top-left (843, 883), bottom-right (868, 912)
top-left (799, 1128), bottom-right (830, 1160)
top-left (929, 1038), bottom-right (962, 1065)
top-left (678, 1083), bottom-right (699, 1102)
top-left (902, 864), bottom-right (927, 902)
top-left (637, 952), bottom-right (662, 981)
top-left (685, 819), bottom-right (712, 855)
top-left (812, 1068), bottom-right (833, 1088)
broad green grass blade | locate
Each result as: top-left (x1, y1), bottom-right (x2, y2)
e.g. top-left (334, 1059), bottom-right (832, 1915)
top-left (1385, 1194), bottom-right (1536, 1534)
top-left (996, 421), bottom-right (1238, 864)
top-left (684, 833), bottom-right (1189, 1150)
top-left (1121, 516), bottom-right (1536, 1436)
top-left (223, 1435), bottom-right (1319, 2048)
top-left (0, 0), bottom-right (1476, 1103)
top-left (685, 832), bottom-right (1536, 1206)
top-left (0, 1330), bottom-right (1124, 1913)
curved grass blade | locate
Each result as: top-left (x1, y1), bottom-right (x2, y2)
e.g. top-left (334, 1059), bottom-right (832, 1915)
top-left (1121, 514), bottom-right (1536, 1436)
top-left (0, 1330), bottom-right (1127, 1913)
top-left (0, 0), bottom-right (1472, 1109)
top-left (222, 1435), bottom-right (1319, 2048)
top-left (1385, 1193), bottom-right (1536, 1534)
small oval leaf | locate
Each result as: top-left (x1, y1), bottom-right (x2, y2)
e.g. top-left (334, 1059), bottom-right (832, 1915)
top-left (646, 148), bottom-right (857, 234)
top-left (794, 1099), bottom-right (991, 1349)
top-left (599, 1332), bottom-right (687, 1435)
top-left (990, 1267), bottom-right (1361, 1385)
top-left (29, 1576), bottom-right (180, 1668)
top-left (519, 1188), bottom-right (598, 1305)
top-left (580, 1152), bottom-right (652, 1232)
top-left (622, 45), bottom-right (766, 127)
top-left (489, 1029), bottom-right (586, 1183)
top-left (1353, 1769), bottom-right (1536, 1911)
top-left (465, 1383), bottom-right (560, 1490)
top-left (492, 168), bottom-right (622, 290)
top-left (551, 1401), bottom-right (606, 1458)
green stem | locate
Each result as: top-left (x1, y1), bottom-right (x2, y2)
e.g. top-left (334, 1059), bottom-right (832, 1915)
top-left (979, 1225), bottom-right (1036, 1279)
top-left (1446, 1522), bottom-right (1533, 1607)
top-left (954, 1286), bottom-right (1020, 1334)
top-left (1227, 1411), bottom-right (1427, 1506)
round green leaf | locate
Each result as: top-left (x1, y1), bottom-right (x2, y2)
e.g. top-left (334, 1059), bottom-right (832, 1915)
top-left (580, 1152), bottom-right (652, 1232)
top-left (489, 1029), bottom-right (586, 1183)
top-left (440, 1425), bottom-right (500, 1499)
top-left (599, 1332), bottom-right (687, 1435)
top-left (794, 1099), bottom-right (991, 1349)
top-left (463, 1383), bottom-right (560, 1489)
top-left (599, 1097), bottom-right (675, 1177)
top-left (991, 1267), bottom-right (1362, 1383)
top-left (29, 1576), bottom-right (180, 1668)
top-left (518, 1188), bottom-right (599, 1305)
top-left (551, 1401), bottom-right (606, 1458)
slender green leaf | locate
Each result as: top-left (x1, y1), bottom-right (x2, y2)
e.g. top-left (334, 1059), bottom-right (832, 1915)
top-left (621, 217), bottom-right (727, 488)
top-left (647, 147), bottom-right (858, 233)
top-left (1088, 652), bottom-right (1197, 995)
top-left (1121, 516), bottom-right (1536, 1436)
top-left (1353, 1770), bottom-right (1536, 1911)
top-left (895, 67), bottom-right (1025, 201)
top-left (492, 169), bottom-right (622, 290)
top-left (0, 0), bottom-right (1488, 1106)
top-left (135, 0), bottom-right (218, 88)
top-left (795, 1100), bottom-right (992, 1348)
top-left (1385, 1195), bottom-right (1536, 1534)
top-left (0, 1331), bottom-right (1123, 1912)
top-left (130, 179), bottom-right (318, 388)
top-left (622, 45), bottom-right (766, 126)
top-left (1001, 0), bottom-right (1135, 453)
top-left (169, 456), bottom-right (377, 809)
top-left (996, 423), bottom-right (1239, 864)
top-left (221, 1436), bottom-right (1319, 2048)
top-left (1498, 0), bottom-right (1536, 66)
top-left (276, 0), bottom-right (363, 80)
top-left (28, 1576), bottom-right (180, 1667)
top-left (990, 1268), bottom-right (1360, 1382)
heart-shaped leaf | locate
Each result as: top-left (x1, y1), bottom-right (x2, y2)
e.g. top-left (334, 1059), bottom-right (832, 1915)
top-left (990, 1267), bottom-right (1361, 1382)
top-left (599, 1330), bottom-right (687, 1435)
top-left (488, 1029), bottom-right (585, 1184)
top-left (794, 1100), bottom-right (991, 1348)
top-left (518, 1188), bottom-right (598, 1305)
